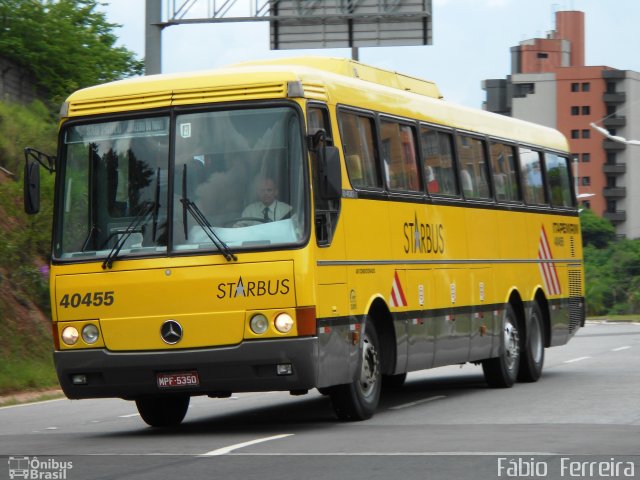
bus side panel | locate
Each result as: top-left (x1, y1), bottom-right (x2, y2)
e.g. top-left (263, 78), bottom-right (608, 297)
top-left (542, 216), bottom-right (584, 346)
top-left (343, 196), bottom-right (392, 379)
top-left (468, 268), bottom-right (496, 362)
top-left (316, 284), bottom-right (351, 389)
top-left (315, 224), bottom-right (353, 388)
top-left (432, 268), bottom-right (472, 368)
top-left (465, 204), bottom-right (499, 363)
top-left (405, 269), bottom-right (436, 372)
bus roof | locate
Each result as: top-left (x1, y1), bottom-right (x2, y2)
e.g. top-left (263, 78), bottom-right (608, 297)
top-left (63, 56), bottom-right (568, 152)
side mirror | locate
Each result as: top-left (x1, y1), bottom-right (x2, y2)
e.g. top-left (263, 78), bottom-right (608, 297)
top-left (318, 145), bottom-right (342, 201)
top-left (23, 147), bottom-right (56, 215)
top-left (24, 160), bottom-right (41, 214)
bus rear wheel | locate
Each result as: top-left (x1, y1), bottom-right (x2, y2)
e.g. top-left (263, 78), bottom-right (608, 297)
top-left (135, 395), bottom-right (190, 427)
top-left (329, 318), bottom-right (382, 421)
top-left (518, 302), bottom-right (545, 382)
top-left (482, 304), bottom-right (520, 388)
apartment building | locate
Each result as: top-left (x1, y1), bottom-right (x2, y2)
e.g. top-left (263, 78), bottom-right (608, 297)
top-left (483, 11), bottom-right (640, 238)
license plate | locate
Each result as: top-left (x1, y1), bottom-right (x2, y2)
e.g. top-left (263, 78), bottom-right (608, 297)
top-left (156, 371), bottom-right (199, 389)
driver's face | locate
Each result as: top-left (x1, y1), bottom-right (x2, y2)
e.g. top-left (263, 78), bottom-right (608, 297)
top-left (259, 179), bottom-right (277, 205)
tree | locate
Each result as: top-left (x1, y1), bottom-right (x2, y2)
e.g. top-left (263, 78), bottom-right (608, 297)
top-left (0, 0), bottom-right (144, 103)
top-left (580, 209), bottom-right (640, 315)
top-left (580, 208), bottom-right (616, 248)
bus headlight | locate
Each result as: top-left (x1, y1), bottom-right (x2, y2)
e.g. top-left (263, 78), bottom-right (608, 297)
top-left (250, 314), bottom-right (269, 335)
top-left (61, 326), bottom-right (79, 345)
top-left (274, 313), bottom-right (294, 333)
top-left (82, 324), bottom-right (100, 344)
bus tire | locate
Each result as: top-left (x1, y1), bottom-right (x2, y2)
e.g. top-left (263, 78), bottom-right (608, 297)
top-left (135, 395), bottom-right (190, 427)
top-left (518, 302), bottom-right (545, 382)
top-left (329, 318), bottom-right (381, 421)
top-left (482, 304), bottom-right (520, 388)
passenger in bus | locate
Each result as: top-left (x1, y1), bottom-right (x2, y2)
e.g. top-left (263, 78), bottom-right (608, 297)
top-left (460, 168), bottom-right (474, 197)
top-left (238, 176), bottom-right (292, 225)
top-left (527, 162), bottom-right (543, 187)
top-left (425, 166), bottom-right (439, 193)
top-left (494, 173), bottom-right (507, 200)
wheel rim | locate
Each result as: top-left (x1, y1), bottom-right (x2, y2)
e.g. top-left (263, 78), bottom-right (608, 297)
top-left (529, 312), bottom-right (543, 364)
top-left (503, 314), bottom-right (520, 373)
top-left (359, 333), bottom-right (380, 399)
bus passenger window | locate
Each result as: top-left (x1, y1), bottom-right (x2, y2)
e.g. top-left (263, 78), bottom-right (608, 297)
top-left (419, 127), bottom-right (458, 196)
top-left (545, 152), bottom-right (575, 207)
top-left (519, 147), bottom-right (546, 204)
top-left (339, 111), bottom-right (380, 189)
top-left (456, 134), bottom-right (491, 199)
top-left (490, 142), bottom-right (521, 202)
top-left (380, 120), bottom-right (420, 192)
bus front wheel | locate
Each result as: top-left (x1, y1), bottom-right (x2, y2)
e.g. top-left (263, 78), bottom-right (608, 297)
top-left (135, 395), bottom-right (190, 427)
top-left (482, 304), bottom-right (520, 388)
top-left (329, 318), bottom-right (382, 421)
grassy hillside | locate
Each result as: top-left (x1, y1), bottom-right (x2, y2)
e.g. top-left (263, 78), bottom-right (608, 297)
top-left (0, 100), bottom-right (58, 394)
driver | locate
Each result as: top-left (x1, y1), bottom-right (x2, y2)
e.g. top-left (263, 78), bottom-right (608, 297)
top-left (239, 176), bottom-right (292, 223)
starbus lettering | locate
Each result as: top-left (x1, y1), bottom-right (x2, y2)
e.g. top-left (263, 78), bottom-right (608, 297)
top-left (403, 212), bottom-right (445, 254)
top-left (217, 276), bottom-right (290, 299)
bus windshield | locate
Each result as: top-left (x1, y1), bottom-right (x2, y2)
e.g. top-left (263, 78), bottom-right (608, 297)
top-left (55, 106), bottom-right (307, 260)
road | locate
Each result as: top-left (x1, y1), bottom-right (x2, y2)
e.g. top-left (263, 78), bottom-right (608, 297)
top-left (1, 322), bottom-right (639, 480)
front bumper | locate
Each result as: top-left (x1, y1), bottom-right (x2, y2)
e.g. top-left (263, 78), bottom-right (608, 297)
top-left (54, 337), bottom-right (318, 399)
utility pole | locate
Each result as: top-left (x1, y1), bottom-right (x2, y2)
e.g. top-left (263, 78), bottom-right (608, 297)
top-left (145, 0), bottom-right (162, 75)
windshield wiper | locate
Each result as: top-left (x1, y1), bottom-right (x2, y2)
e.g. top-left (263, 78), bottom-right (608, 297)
top-left (102, 201), bottom-right (155, 270)
top-left (181, 164), bottom-right (237, 262)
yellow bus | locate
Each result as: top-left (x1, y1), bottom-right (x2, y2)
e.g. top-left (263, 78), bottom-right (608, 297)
top-left (24, 57), bottom-right (585, 426)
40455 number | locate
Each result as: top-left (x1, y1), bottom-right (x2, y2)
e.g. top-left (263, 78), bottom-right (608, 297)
top-left (59, 291), bottom-right (114, 309)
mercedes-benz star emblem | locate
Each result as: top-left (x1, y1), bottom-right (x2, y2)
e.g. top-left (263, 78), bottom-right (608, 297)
top-left (160, 320), bottom-right (183, 345)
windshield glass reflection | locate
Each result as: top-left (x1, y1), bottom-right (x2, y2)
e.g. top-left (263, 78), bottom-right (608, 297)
top-left (57, 117), bottom-right (169, 260)
top-left (173, 106), bottom-right (307, 251)
top-left (55, 106), bottom-right (307, 261)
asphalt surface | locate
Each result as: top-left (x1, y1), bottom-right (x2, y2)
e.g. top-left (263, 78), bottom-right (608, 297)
top-left (1, 322), bottom-right (639, 480)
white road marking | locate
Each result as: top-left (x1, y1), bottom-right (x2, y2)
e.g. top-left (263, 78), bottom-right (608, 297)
top-left (200, 434), bottom-right (294, 457)
top-left (119, 413), bottom-right (140, 418)
top-left (228, 451), bottom-right (559, 456)
top-left (388, 395), bottom-right (446, 410)
top-left (612, 346), bottom-right (631, 352)
top-left (564, 356), bottom-right (591, 363)
top-left (0, 398), bottom-right (65, 410)
top-left (29, 450), bottom-right (559, 457)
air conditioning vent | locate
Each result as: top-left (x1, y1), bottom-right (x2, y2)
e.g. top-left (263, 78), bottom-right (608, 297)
top-left (570, 236), bottom-right (576, 257)
top-left (568, 269), bottom-right (583, 333)
top-left (172, 83), bottom-right (286, 105)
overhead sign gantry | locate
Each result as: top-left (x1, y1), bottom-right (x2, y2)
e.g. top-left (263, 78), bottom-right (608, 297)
top-left (145, 0), bottom-right (432, 73)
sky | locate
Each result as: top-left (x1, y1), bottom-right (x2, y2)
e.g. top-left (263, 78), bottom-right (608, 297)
top-left (100, 0), bottom-right (640, 109)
